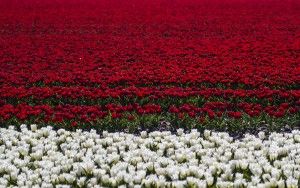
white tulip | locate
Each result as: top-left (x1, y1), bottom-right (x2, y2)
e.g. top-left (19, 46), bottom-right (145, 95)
top-left (286, 177), bottom-right (298, 188)
top-left (270, 168), bottom-right (281, 180)
top-left (294, 135), bottom-right (300, 143)
top-left (277, 179), bottom-right (285, 188)
top-left (258, 132), bottom-right (265, 140)
top-left (177, 129), bottom-right (184, 136)
top-left (141, 131), bottom-right (147, 138)
top-left (172, 180), bottom-right (186, 188)
top-left (205, 176), bottom-right (214, 186)
top-left (204, 130), bottom-right (211, 139)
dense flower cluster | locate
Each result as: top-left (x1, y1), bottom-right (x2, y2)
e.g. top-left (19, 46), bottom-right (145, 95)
top-left (1, 125), bottom-right (300, 187)
top-left (1, 0), bottom-right (299, 87)
top-left (0, 0), bottom-right (299, 130)
top-left (0, 86), bottom-right (299, 100)
top-left (0, 102), bottom-right (298, 131)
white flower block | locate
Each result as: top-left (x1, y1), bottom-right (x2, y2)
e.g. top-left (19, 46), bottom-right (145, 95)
top-left (1, 126), bottom-right (300, 187)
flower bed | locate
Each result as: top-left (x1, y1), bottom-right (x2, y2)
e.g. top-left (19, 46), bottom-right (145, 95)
top-left (0, 0), bottom-right (299, 131)
top-left (1, 1), bottom-right (299, 187)
top-left (1, 125), bottom-right (300, 187)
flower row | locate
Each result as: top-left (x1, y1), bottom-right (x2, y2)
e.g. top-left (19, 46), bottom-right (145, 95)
top-left (0, 86), bottom-right (299, 100)
top-left (0, 102), bottom-right (298, 122)
top-left (1, 125), bottom-right (300, 187)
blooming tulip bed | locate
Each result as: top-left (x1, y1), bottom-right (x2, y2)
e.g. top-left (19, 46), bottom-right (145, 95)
top-left (1, 0), bottom-right (300, 187)
top-left (1, 125), bottom-right (300, 187)
top-left (0, 0), bottom-right (299, 132)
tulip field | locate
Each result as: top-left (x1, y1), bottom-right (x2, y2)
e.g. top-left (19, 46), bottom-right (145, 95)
top-left (0, 0), bottom-right (300, 187)
top-left (0, 0), bottom-right (299, 133)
